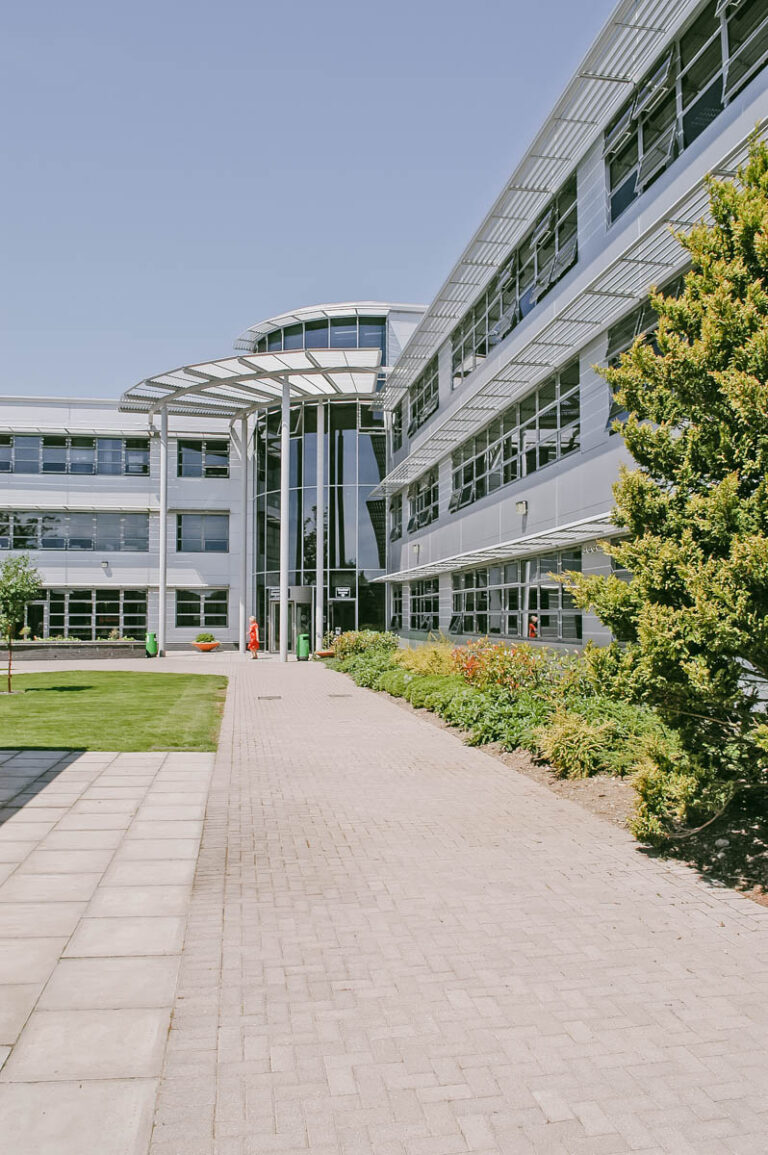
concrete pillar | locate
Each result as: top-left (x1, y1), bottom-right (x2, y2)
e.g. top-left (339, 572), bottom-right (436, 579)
top-left (279, 381), bottom-right (291, 662)
top-left (238, 416), bottom-right (248, 654)
top-left (158, 408), bottom-right (168, 657)
top-left (315, 401), bottom-right (325, 652)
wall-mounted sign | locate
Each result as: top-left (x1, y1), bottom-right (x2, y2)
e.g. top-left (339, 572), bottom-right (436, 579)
top-left (268, 588), bottom-right (280, 601)
top-left (334, 586), bottom-right (351, 599)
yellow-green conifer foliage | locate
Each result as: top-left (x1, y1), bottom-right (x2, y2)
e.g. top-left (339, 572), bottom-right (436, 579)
top-left (568, 138), bottom-right (768, 831)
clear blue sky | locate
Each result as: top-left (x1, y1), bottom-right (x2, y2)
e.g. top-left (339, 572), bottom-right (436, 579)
top-left (1, 0), bottom-right (618, 399)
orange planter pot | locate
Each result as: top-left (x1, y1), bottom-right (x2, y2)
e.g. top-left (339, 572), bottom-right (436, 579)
top-left (193, 642), bottom-right (220, 652)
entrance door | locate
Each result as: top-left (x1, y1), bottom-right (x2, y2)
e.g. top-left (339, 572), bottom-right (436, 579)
top-left (268, 601), bottom-right (294, 653)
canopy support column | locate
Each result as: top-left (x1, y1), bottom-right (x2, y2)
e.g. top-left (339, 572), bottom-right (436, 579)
top-left (315, 401), bottom-right (325, 653)
top-left (238, 415), bottom-right (249, 654)
top-left (158, 408), bottom-right (168, 657)
top-left (279, 380), bottom-right (291, 663)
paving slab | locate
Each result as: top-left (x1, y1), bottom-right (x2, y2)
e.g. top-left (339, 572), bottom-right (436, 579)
top-left (0, 1078), bottom-right (157, 1154)
top-left (38, 956), bottom-right (180, 1010)
top-left (0, 721), bottom-right (215, 1153)
top-left (0, 1007), bottom-right (170, 1081)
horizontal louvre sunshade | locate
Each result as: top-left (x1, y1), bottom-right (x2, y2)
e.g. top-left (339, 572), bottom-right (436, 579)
top-left (120, 349), bottom-right (382, 418)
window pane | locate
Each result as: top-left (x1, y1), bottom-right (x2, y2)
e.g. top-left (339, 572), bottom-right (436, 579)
top-left (97, 438), bottom-right (123, 475)
top-left (304, 319), bottom-right (329, 348)
top-left (124, 439), bottom-right (149, 475)
top-left (13, 436), bottom-right (40, 473)
top-left (70, 437), bottom-right (96, 475)
top-left (122, 514), bottom-right (149, 551)
top-left (94, 514), bottom-right (122, 551)
top-left (68, 513), bottom-right (95, 550)
top-left (203, 515), bottom-right (229, 552)
top-left (40, 514), bottom-right (66, 549)
top-left (41, 436), bottom-right (67, 474)
top-left (204, 441), bottom-right (229, 478)
top-left (178, 440), bottom-right (203, 477)
top-left (282, 324), bottom-right (303, 350)
top-left (330, 318), bottom-right (357, 348)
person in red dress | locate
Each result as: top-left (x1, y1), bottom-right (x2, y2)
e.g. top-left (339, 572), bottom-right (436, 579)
top-left (248, 616), bottom-right (260, 659)
top-left (527, 613), bottom-right (539, 639)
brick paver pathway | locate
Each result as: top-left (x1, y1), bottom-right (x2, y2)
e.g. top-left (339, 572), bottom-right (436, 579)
top-left (148, 659), bottom-right (768, 1155)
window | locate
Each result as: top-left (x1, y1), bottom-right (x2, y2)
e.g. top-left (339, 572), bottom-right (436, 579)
top-left (389, 493), bottom-right (403, 542)
top-left (450, 361), bottom-right (579, 511)
top-left (250, 315), bottom-right (387, 360)
top-left (392, 402), bottom-right (404, 453)
top-left (605, 0), bottom-right (768, 223)
top-left (177, 439), bottom-right (230, 478)
top-left (176, 514), bottom-right (229, 552)
top-left (175, 589), bottom-right (229, 628)
top-left (409, 578), bottom-right (439, 631)
top-left (407, 357), bottom-right (439, 435)
top-left (0, 435), bottom-right (149, 476)
top-left (449, 551), bottom-right (583, 641)
top-left (0, 435), bottom-right (149, 475)
top-left (24, 588), bottom-right (148, 641)
top-left (0, 512), bottom-right (149, 552)
top-left (407, 469), bottom-right (439, 533)
top-left (390, 584), bottom-right (403, 630)
top-left (451, 176), bottom-right (577, 389)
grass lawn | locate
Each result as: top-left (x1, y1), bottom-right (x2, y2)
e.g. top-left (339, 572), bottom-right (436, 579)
top-left (0, 671), bottom-right (228, 751)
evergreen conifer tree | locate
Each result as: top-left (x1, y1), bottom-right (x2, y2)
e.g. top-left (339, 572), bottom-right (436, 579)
top-left (569, 137), bottom-right (768, 836)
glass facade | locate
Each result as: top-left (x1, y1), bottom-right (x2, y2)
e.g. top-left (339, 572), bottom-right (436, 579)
top-left (605, 0), bottom-right (768, 222)
top-left (0, 512), bottom-right (149, 552)
top-left (24, 589), bottom-right (148, 640)
top-left (450, 361), bottom-right (580, 511)
top-left (451, 176), bottom-right (578, 390)
top-left (254, 400), bottom-right (387, 643)
top-left (248, 315), bottom-right (387, 364)
top-left (0, 435), bottom-right (149, 476)
top-left (450, 551), bottom-right (583, 642)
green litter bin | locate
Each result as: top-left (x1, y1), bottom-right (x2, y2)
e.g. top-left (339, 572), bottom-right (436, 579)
top-left (145, 631), bottom-right (158, 658)
top-left (296, 633), bottom-right (310, 662)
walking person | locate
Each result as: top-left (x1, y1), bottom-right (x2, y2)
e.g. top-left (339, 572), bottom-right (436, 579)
top-left (528, 613), bottom-right (539, 639)
top-left (248, 616), bottom-right (260, 659)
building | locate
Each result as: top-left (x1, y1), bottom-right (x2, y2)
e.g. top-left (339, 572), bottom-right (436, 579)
top-left (0, 304), bottom-right (423, 655)
top-left (3, 0), bottom-right (767, 659)
top-left (377, 0), bottom-right (768, 647)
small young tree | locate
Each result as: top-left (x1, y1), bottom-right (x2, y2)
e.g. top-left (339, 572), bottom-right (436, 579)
top-left (0, 555), bottom-right (42, 693)
top-left (568, 137), bottom-right (768, 836)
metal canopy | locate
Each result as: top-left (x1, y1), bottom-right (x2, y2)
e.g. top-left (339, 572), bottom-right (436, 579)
top-left (380, 0), bottom-right (702, 403)
top-left (375, 513), bottom-right (620, 583)
top-left (120, 348), bottom-right (383, 419)
top-left (375, 126), bottom-right (758, 494)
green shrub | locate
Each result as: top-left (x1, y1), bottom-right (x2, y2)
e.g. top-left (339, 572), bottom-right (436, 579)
top-left (629, 739), bottom-right (735, 843)
top-left (395, 639), bottom-right (454, 676)
top-left (535, 712), bottom-right (618, 778)
top-left (195, 632), bottom-right (216, 643)
top-left (533, 695), bottom-right (677, 779)
top-left (340, 651), bottom-right (397, 689)
top-left (378, 667), bottom-right (412, 697)
top-left (496, 690), bottom-right (555, 752)
top-left (419, 675), bottom-right (466, 713)
top-left (331, 630), bottom-right (399, 661)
